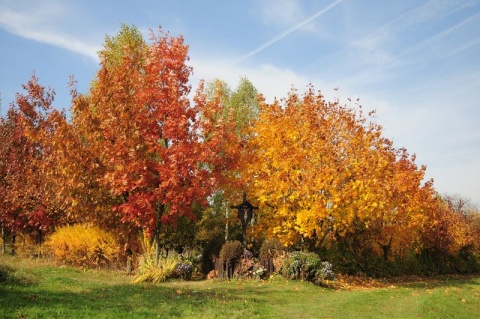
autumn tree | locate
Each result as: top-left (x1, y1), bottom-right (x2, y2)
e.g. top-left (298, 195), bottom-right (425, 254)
top-left (243, 86), bottom-right (435, 258)
top-left (72, 25), bottom-right (235, 262)
top-left (0, 75), bottom-right (66, 252)
top-left (363, 160), bottom-right (478, 266)
top-left (0, 108), bottom-right (26, 252)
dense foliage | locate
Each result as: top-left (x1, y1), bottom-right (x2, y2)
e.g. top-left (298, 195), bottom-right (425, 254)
top-left (1, 24), bottom-right (479, 278)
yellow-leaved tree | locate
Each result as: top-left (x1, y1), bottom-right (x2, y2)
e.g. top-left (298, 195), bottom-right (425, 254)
top-left (244, 86), bottom-right (434, 258)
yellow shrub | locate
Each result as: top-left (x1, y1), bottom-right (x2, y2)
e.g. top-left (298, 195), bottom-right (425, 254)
top-left (45, 225), bottom-right (120, 268)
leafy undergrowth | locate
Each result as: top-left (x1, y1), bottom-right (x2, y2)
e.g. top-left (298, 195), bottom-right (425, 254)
top-left (1, 256), bottom-right (479, 319)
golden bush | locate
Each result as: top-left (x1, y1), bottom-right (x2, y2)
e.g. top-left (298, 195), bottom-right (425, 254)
top-left (45, 224), bottom-right (120, 268)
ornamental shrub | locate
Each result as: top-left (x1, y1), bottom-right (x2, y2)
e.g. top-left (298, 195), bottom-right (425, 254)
top-left (45, 224), bottom-right (120, 268)
top-left (259, 239), bottom-right (286, 260)
top-left (133, 254), bottom-right (180, 283)
top-left (280, 251), bottom-right (334, 283)
top-left (280, 251), bottom-right (320, 281)
top-left (174, 252), bottom-right (202, 280)
top-left (315, 261), bottom-right (336, 282)
top-left (219, 240), bottom-right (243, 264)
top-left (234, 255), bottom-right (267, 280)
top-left (174, 260), bottom-right (193, 280)
top-left (133, 235), bottom-right (183, 283)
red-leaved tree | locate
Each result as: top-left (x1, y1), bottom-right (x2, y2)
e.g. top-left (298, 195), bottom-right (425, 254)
top-left (72, 25), bottom-right (236, 261)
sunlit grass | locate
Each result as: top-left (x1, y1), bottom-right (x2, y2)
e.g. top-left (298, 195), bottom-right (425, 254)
top-left (1, 255), bottom-right (479, 319)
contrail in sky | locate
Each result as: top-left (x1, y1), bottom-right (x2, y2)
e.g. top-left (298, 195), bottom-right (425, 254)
top-left (232, 0), bottom-right (344, 65)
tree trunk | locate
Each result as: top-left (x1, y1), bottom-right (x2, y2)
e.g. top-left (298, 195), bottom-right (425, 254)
top-left (381, 245), bottom-right (389, 261)
top-left (153, 204), bottom-right (165, 265)
top-left (225, 206), bottom-right (229, 241)
top-left (1, 227), bottom-right (6, 255)
top-left (126, 258), bottom-right (132, 274)
top-left (11, 233), bottom-right (16, 255)
top-left (125, 245), bottom-right (133, 274)
top-left (154, 231), bottom-right (161, 265)
top-left (38, 229), bottom-right (42, 245)
top-left (37, 229), bottom-right (43, 258)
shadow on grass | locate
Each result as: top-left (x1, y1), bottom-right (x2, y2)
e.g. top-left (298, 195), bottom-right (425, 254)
top-left (0, 264), bottom-right (40, 287)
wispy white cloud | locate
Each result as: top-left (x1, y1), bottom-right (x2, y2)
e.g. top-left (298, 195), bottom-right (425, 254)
top-left (0, 1), bottom-right (100, 62)
top-left (233, 0), bottom-right (343, 65)
top-left (398, 0), bottom-right (479, 31)
top-left (389, 11), bottom-right (480, 68)
top-left (348, 0), bottom-right (480, 68)
top-left (331, 1), bottom-right (480, 91)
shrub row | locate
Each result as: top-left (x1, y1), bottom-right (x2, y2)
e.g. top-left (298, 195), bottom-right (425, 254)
top-left (215, 240), bottom-right (335, 284)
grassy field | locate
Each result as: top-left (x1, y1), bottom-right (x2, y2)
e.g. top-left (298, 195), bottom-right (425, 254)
top-left (1, 256), bottom-right (479, 319)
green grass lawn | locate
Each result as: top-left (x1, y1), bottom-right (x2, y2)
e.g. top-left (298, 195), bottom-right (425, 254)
top-left (1, 256), bottom-right (479, 319)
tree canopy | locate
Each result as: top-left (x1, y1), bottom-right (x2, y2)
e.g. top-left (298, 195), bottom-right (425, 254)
top-left (1, 24), bottom-right (478, 275)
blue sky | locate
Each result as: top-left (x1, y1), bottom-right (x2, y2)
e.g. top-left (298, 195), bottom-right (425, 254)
top-left (1, 0), bottom-right (479, 204)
